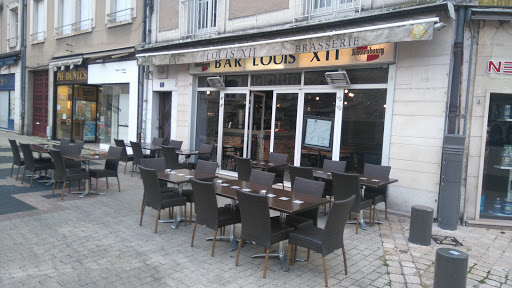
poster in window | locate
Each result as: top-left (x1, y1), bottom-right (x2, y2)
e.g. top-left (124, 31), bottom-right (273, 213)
top-left (302, 116), bottom-right (334, 151)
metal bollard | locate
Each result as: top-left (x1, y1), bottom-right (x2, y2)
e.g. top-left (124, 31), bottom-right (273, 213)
top-left (408, 205), bottom-right (434, 246)
top-left (433, 248), bottom-right (468, 288)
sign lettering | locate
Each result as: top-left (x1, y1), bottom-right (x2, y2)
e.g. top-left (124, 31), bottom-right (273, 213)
top-left (56, 67), bottom-right (88, 84)
top-left (489, 60), bottom-right (512, 74)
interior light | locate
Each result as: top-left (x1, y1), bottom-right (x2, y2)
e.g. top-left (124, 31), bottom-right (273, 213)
top-left (206, 91), bottom-right (211, 95)
top-left (344, 89), bottom-right (348, 93)
top-left (61, 66), bottom-right (65, 71)
top-left (277, 104), bottom-right (280, 107)
top-left (344, 101), bottom-right (348, 105)
top-left (383, 104), bottom-right (387, 108)
top-left (315, 97), bottom-right (320, 101)
top-left (348, 93), bottom-right (355, 97)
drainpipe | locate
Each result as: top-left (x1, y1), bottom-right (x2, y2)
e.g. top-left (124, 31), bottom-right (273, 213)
top-left (147, 0), bottom-right (154, 44)
top-left (20, 0), bottom-right (27, 134)
top-left (137, 0), bottom-right (149, 142)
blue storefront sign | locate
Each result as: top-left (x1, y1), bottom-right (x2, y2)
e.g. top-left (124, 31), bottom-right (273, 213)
top-left (0, 74), bottom-right (15, 90)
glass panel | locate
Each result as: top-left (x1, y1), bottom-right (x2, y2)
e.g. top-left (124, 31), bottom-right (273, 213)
top-left (0, 91), bottom-right (9, 128)
top-left (98, 84), bottom-right (129, 145)
top-left (481, 93), bottom-right (512, 220)
top-left (302, 92), bottom-right (336, 168)
top-left (195, 91), bottom-right (220, 162)
top-left (274, 93), bottom-right (298, 167)
top-left (341, 89), bottom-right (386, 173)
top-left (73, 85), bottom-right (97, 142)
top-left (248, 92), bottom-right (273, 162)
top-left (221, 93), bottom-right (247, 170)
top-left (304, 70), bottom-right (336, 86)
top-left (55, 86), bottom-right (72, 140)
top-left (251, 73), bottom-right (301, 86)
top-left (225, 75), bottom-right (248, 87)
top-left (197, 76), bottom-right (209, 88)
top-left (346, 68), bottom-right (388, 84)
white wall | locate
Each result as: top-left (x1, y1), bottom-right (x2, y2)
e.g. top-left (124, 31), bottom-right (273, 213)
top-left (88, 60), bottom-right (139, 146)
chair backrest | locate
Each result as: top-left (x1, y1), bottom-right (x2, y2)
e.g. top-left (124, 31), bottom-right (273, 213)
top-left (130, 141), bottom-right (145, 165)
top-left (140, 157), bottom-right (166, 173)
top-left (59, 144), bottom-right (81, 156)
top-left (19, 143), bottom-right (36, 170)
top-left (364, 163), bottom-right (391, 178)
top-left (114, 139), bottom-right (129, 161)
top-left (198, 144), bottom-right (213, 161)
top-left (323, 159), bottom-right (347, 173)
top-left (249, 169), bottom-right (275, 188)
top-left (190, 179), bottom-right (219, 230)
top-left (50, 149), bottom-right (67, 181)
top-left (331, 172), bottom-right (361, 212)
top-left (234, 156), bottom-right (252, 181)
top-left (8, 139), bottom-right (22, 166)
top-left (169, 140), bottom-right (183, 150)
top-left (195, 160), bottom-right (217, 179)
top-left (269, 152), bottom-right (288, 164)
top-left (293, 177), bottom-right (325, 198)
top-left (74, 140), bottom-right (85, 153)
top-left (236, 189), bottom-right (272, 248)
top-left (151, 137), bottom-right (164, 147)
top-left (105, 146), bottom-right (123, 173)
top-left (60, 138), bottom-right (71, 146)
top-left (322, 195), bottom-right (356, 256)
top-left (139, 166), bottom-right (162, 210)
top-left (288, 165), bottom-right (314, 189)
top-left (161, 145), bottom-right (179, 169)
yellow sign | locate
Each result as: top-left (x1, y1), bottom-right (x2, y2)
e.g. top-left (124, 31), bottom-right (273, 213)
top-left (56, 67), bottom-right (88, 84)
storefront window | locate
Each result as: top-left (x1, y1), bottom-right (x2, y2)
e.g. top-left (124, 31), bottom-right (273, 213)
top-left (304, 70), bottom-right (337, 85)
top-left (274, 93), bottom-right (298, 165)
top-left (196, 91), bottom-right (220, 162)
top-left (73, 86), bottom-right (98, 142)
top-left (340, 89), bottom-right (386, 173)
top-left (0, 91), bottom-right (11, 129)
top-left (98, 84), bottom-right (130, 145)
top-left (55, 86), bottom-right (72, 140)
top-left (346, 68), bottom-right (389, 84)
top-left (222, 93), bottom-right (247, 170)
top-left (251, 72), bottom-right (301, 86)
top-left (481, 93), bottom-right (512, 219)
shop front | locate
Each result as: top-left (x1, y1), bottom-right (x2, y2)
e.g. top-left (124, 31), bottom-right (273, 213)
top-left (0, 73), bottom-right (15, 131)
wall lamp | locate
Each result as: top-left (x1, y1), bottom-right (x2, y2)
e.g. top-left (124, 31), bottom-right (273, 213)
top-left (207, 76), bottom-right (225, 88)
top-left (325, 71), bottom-right (350, 87)
top-left (434, 22), bottom-right (447, 31)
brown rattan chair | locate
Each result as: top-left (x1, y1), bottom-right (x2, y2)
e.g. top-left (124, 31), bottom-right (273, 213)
top-left (234, 156), bottom-right (252, 181)
top-left (288, 165), bottom-right (314, 190)
top-left (235, 189), bottom-right (294, 278)
top-left (114, 139), bottom-right (134, 175)
top-left (169, 140), bottom-right (183, 149)
top-left (286, 195), bottom-right (356, 287)
top-left (50, 149), bottom-right (90, 200)
top-left (364, 163), bottom-right (391, 225)
top-left (129, 141), bottom-right (152, 177)
top-left (249, 169), bottom-right (275, 188)
top-left (285, 177), bottom-right (325, 228)
top-left (8, 139), bottom-right (24, 180)
top-left (181, 160), bottom-right (218, 223)
top-left (322, 159), bottom-right (347, 213)
top-left (19, 143), bottom-right (54, 187)
top-left (268, 152), bottom-right (288, 189)
top-left (88, 146), bottom-right (123, 194)
top-left (190, 179), bottom-right (241, 256)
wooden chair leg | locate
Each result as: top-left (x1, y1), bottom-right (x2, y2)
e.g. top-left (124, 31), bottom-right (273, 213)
top-left (286, 244), bottom-right (292, 272)
top-left (385, 202), bottom-right (388, 220)
top-left (189, 203), bottom-right (193, 225)
top-left (235, 238), bottom-right (244, 266)
top-left (131, 163), bottom-right (134, 177)
top-left (52, 181), bottom-right (58, 196)
top-left (15, 166), bottom-right (20, 181)
top-left (263, 249), bottom-right (270, 278)
top-left (294, 245), bottom-right (298, 263)
top-left (106, 178), bottom-right (109, 189)
top-left (30, 171), bottom-right (35, 187)
top-left (68, 182), bottom-right (71, 193)
top-left (356, 213), bottom-right (360, 234)
top-left (61, 182), bottom-right (66, 200)
top-left (323, 256), bottom-right (328, 287)
top-left (342, 247), bottom-right (348, 275)
top-left (117, 177), bottom-right (121, 192)
top-left (21, 168), bottom-right (26, 184)
top-left (307, 249), bottom-right (310, 262)
top-left (124, 162), bottom-right (127, 175)
top-left (10, 164), bottom-right (14, 178)
top-left (139, 203), bottom-right (145, 226)
top-left (95, 178), bottom-right (99, 194)
top-left (373, 206), bottom-right (377, 226)
top-left (211, 230), bottom-right (217, 257)
top-left (191, 223), bottom-right (197, 247)
top-left (155, 210), bottom-right (160, 233)
top-left (184, 204), bottom-right (187, 227)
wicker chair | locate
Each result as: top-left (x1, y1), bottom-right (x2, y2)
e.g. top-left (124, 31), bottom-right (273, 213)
top-left (268, 152), bottom-right (288, 188)
top-left (169, 140), bottom-right (183, 149)
top-left (322, 159), bottom-right (347, 213)
top-left (60, 138), bottom-right (71, 146)
top-left (74, 140), bottom-right (85, 152)
top-left (114, 139), bottom-right (134, 175)
top-left (249, 169), bottom-right (275, 188)
top-left (59, 144), bottom-right (82, 170)
top-left (189, 144), bottom-right (214, 169)
top-left (19, 143), bottom-right (54, 187)
top-left (139, 166), bottom-right (187, 233)
top-left (149, 137), bottom-right (164, 157)
top-left (331, 172), bottom-right (373, 234)
top-left (235, 189), bottom-right (294, 278)
top-left (190, 179), bottom-right (241, 256)
top-left (162, 146), bottom-right (188, 170)
top-left (285, 177), bottom-right (325, 228)
top-left (286, 195), bottom-right (356, 287)
top-left (181, 160), bottom-right (218, 223)
top-left (129, 141), bottom-right (152, 177)
top-left (364, 163), bottom-right (391, 224)
top-left (8, 139), bottom-right (24, 180)
top-left (50, 149), bottom-right (90, 200)
top-left (234, 156), bottom-right (252, 181)
top-left (288, 165), bottom-right (314, 190)
top-left (88, 146), bottom-right (123, 194)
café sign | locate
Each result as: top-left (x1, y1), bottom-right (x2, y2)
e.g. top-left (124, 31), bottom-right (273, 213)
top-left (56, 67), bottom-right (88, 84)
top-left (189, 43), bottom-right (395, 73)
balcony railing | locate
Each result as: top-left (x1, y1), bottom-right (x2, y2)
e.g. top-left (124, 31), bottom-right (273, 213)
top-left (182, 0), bottom-right (217, 38)
top-left (7, 36), bottom-right (18, 48)
top-left (107, 8), bottom-right (134, 24)
top-left (55, 19), bottom-right (93, 37)
top-left (30, 31), bottom-right (46, 43)
top-left (294, 0), bottom-right (361, 22)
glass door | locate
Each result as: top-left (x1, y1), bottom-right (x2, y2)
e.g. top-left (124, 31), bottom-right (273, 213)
top-left (247, 91), bottom-right (273, 162)
top-left (219, 91), bottom-right (249, 171)
top-left (73, 85), bottom-right (98, 142)
top-left (272, 91), bottom-right (300, 166)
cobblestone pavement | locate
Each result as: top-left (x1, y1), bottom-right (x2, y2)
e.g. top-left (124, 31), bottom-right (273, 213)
top-left (1, 131), bottom-right (512, 287)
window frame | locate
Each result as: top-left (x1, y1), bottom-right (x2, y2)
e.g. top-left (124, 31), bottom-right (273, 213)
top-left (54, 0), bottom-right (95, 38)
top-left (105, 0), bottom-right (137, 27)
top-left (30, 0), bottom-right (47, 44)
top-left (7, 3), bottom-right (19, 49)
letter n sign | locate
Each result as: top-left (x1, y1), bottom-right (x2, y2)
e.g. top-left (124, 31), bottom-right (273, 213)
top-left (489, 60), bottom-right (512, 74)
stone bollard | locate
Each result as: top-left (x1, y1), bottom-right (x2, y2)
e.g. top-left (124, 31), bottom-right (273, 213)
top-left (433, 248), bottom-right (468, 288)
top-left (408, 205), bottom-right (434, 246)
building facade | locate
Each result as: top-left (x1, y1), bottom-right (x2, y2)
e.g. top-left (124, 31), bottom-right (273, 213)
top-left (137, 0), bottom-right (455, 216)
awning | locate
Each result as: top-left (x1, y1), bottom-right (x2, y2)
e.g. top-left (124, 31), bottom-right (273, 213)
top-left (84, 47), bottom-right (135, 59)
top-left (0, 56), bottom-right (17, 67)
top-left (471, 8), bottom-right (512, 21)
top-left (137, 17), bottom-right (439, 66)
top-left (49, 56), bottom-right (83, 68)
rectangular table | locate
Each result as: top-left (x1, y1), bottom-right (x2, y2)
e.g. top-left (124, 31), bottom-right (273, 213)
top-left (63, 154), bottom-right (111, 198)
top-left (213, 179), bottom-right (330, 270)
top-left (250, 160), bottom-right (288, 171)
top-left (313, 168), bottom-right (398, 229)
top-left (157, 169), bottom-right (214, 229)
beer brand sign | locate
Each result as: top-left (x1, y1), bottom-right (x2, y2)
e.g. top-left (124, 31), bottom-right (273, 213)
top-left (488, 60), bottom-right (512, 75)
top-left (56, 67), bottom-right (88, 84)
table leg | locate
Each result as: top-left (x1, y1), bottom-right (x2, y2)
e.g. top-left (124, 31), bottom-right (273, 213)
top-left (347, 186), bottom-right (368, 230)
top-left (206, 199), bottom-right (239, 251)
top-left (508, 170), bottom-right (512, 200)
top-left (159, 183), bottom-right (183, 229)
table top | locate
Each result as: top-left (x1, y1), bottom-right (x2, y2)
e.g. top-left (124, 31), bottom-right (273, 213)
top-left (313, 168), bottom-right (398, 188)
top-left (63, 154), bottom-right (111, 162)
top-left (214, 179), bottom-right (330, 215)
top-left (251, 160), bottom-right (288, 170)
top-left (29, 144), bottom-right (56, 153)
top-left (157, 169), bottom-right (213, 185)
top-left (126, 143), bottom-right (162, 151)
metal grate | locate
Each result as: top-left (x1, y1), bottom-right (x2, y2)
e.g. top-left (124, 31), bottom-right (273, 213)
top-left (30, 31), bottom-right (46, 43)
top-left (106, 8), bottom-right (134, 24)
top-left (294, 0), bottom-right (360, 22)
top-left (55, 19), bottom-right (93, 36)
top-left (432, 235), bottom-right (464, 247)
top-left (32, 71), bottom-right (49, 138)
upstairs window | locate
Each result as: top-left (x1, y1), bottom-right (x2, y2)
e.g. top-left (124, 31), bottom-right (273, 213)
top-left (8, 5), bottom-right (19, 48)
top-left (55, 0), bottom-right (94, 37)
top-left (31, 0), bottom-right (46, 43)
top-left (295, 0), bottom-right (359, 22)
top-left (106, 0), bottom-right (135, 25)
top-left (183, 0), bottom-right (217, 37)
top-left (78, 0), bottom-right (92, 31)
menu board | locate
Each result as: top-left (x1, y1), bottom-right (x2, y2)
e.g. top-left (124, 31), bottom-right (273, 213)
top-left (303, 116), bottom-right (334, 150)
